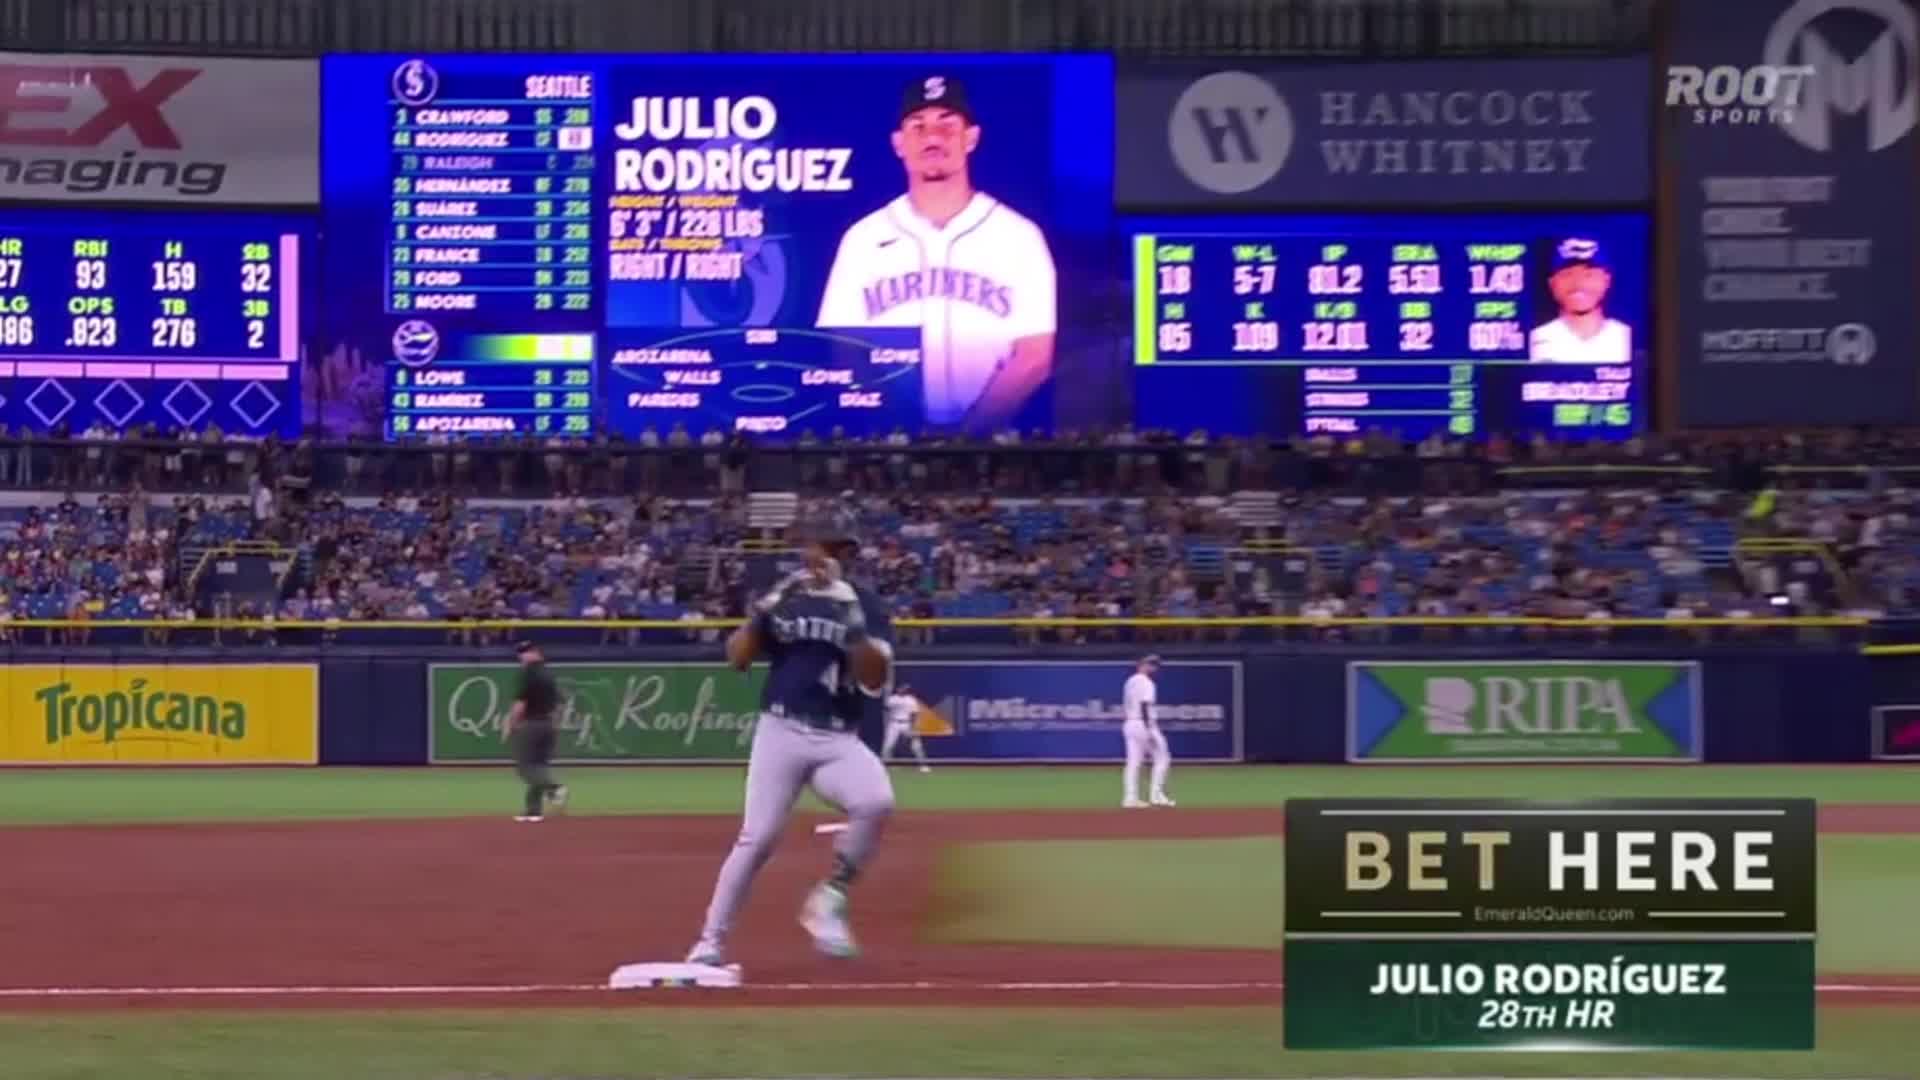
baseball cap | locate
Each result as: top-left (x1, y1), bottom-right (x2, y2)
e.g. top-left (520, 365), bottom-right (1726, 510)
top-left (900, 75), bottom-right (975, 125)
top-left (1551, 237), bottom-right (1608, 273)
top-left (515, 639), bottom-right (540, 656)
top-left (1141, 653), bottom-right (1162, 667)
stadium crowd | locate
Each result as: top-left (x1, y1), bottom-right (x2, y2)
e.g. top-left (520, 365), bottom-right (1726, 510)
top-left (0, 429), bottom-right (1916, 640)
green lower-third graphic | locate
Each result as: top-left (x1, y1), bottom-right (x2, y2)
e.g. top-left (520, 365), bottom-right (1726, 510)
top-left (1283, 938), bottom-right (1813, 1050)
top-left (429, 663), bottom-right (764, 761)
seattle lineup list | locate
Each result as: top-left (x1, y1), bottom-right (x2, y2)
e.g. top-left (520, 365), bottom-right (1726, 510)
top-left (381, 60), bottom-right (598, 438)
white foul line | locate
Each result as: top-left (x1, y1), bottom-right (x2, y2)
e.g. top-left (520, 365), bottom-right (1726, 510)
top-left (0, 978), bottom-right (1912, 1000)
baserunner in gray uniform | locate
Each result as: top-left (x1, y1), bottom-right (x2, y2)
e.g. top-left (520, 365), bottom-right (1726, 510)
top-left (686, 512), bottom-right (895, 966)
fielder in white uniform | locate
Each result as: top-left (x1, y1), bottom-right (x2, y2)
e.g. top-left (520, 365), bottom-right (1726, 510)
top-left (816, 75), bottom-right (1057, 433)
top-left (1121, 655), bottom-right (1174, 808)
top-left (1529, 237), bottom-right (1631, 364)
top-left (882, 684), bottom-right (932, 773)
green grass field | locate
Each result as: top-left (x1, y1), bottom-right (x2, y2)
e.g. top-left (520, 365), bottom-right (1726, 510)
top-left (2, 763), bottom-right (1917, 825)
top-left (930, 834), bottom-right (1920, 972)
top-left (3, 764), bottom-right (1916, 1079)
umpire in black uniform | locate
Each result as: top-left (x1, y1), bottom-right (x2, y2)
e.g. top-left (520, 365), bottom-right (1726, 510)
top-left (505, 640), bottom-right (567, 821)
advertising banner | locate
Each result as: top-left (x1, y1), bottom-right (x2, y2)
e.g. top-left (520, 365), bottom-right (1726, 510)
top-left (1666, 0), bottom-right (1919, 425)
top-left (1115, 58), bottom-right (1650, 207)
top-left (1347, 660), bottom-right (1702, 763)
top-left (0, 52), bottom-right (318, 204)
top-left (1871, 704), bottom-right (1920, 760)
top-left (429, 662), bottom-right (763, 762)
top-left (895, 660), bottom-right (1242, 762)
top-left (0, 663), bottom-right (318, 764)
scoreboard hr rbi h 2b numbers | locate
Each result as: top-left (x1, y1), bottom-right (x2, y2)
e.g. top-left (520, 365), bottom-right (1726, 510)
top-left (383, 60), bottom-right (597, 439)
top-left (1283, 799), bottom-right (1816, 1051)
top-left (0, 214), bottom-right (301, 435)
top-left (1131, 219), bottom-right (1647, 440)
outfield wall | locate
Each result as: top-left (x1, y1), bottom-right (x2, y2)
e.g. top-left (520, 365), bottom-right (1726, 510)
top-left (0, 643), bottom-right (1901, 765)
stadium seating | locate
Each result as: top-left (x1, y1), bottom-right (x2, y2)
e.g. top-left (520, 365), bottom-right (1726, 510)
top-left (0, 440), bottom-right (1907, 627)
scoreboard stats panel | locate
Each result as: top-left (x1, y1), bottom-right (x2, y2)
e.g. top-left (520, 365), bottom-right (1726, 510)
top-left (1130, 212), bottom-right (1649, 440)
top-left (0, 212), bottom-right (304, 436)
top-left (323, 53), bottom-right (1109, 441)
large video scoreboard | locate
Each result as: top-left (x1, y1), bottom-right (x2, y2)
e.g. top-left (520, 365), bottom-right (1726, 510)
top-left (1130, 213), bottom-right (1649, 440)
top-left (0, 212), bottom-right (305, 435)
top-left (323, 54), bottom-right (1116, 442)
top-left (316, 58), bottom-right (1649, 442)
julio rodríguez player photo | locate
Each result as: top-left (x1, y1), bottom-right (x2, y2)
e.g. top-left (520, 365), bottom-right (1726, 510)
top-left (1529, 236), bottom-right (1632, 365)
top-left (816, 76), bottom-right (1059, 432)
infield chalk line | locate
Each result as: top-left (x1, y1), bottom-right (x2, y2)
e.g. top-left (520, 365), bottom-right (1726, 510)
top-left (0, 979), bottom-right (1914, 998)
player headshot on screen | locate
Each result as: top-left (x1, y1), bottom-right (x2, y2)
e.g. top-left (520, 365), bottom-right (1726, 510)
top-left (1529, 237), bottom-right (1632, 365)
top-left (816, 76), bottom-right (1058, 431)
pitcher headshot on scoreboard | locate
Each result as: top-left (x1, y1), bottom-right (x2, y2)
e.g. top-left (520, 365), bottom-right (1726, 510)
top-left (815, 75), bottom-right (1058, 432)
top-left (1530, 236), bottom-right (1632, 365)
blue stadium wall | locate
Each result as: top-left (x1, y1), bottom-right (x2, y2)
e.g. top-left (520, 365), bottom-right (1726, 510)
top-left (0, 644), bottom-right (1896, 765)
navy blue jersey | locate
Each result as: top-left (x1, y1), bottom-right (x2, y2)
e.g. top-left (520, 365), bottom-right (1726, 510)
top-left (833, 582), bottom-right (893, 748)
top-left (754, 579), bottom-right (867, 725)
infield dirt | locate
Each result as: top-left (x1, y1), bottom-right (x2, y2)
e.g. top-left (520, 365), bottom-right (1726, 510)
top-left (0, 805), bottom-right (1914, 1010)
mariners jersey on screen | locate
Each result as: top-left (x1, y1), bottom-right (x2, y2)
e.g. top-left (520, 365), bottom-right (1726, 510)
top-left (757, 584), bottom-right (867, 723)
top-left (816, 192), bottom-right (1056, 425)
top-left (1530, 317), bottom-right (1632, 364)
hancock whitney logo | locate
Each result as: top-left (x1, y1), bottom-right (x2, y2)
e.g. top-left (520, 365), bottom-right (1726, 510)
top-left (1167, 71), bottom-right (1294, 195)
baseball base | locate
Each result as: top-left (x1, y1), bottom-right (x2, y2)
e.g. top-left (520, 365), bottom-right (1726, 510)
top-left (608, 961), bottom-right (743, 989)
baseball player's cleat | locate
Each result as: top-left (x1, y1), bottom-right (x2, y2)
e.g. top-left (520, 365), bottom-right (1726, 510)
top-left (514, 815), bottom-right (543, 823)
top-left (548, 785), bottom-right (570, 811)
top-left (919, 765), bottom-right (931, 774)
top-left (1151, 794), bottom-right (1177, 808)
top-left (799, 883), bottom-right (859, 958)
top-left (1122, 798), bottom-right (1148, 809)
top-left (685, 938), bottom-right (727, 967)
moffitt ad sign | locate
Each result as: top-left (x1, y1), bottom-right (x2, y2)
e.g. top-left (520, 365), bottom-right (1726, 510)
top-left (1665, 0), bottom-right (1919, 425)
top-left (0, 52), bottom-right (317, 204)
top-left (1115, 57), bottom-right (1650, 206)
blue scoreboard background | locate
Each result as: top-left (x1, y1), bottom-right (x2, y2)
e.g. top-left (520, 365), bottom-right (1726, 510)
top-left (0, 210), bottom-right (307, 437)
top-left (1128, 211), bottom-right (1650, 440)
top-left (320, 54), bottom-right (1114, 441)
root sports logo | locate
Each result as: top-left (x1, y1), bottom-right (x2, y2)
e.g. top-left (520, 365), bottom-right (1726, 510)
top-left (1346, 660), bottom-right (1703, 763)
